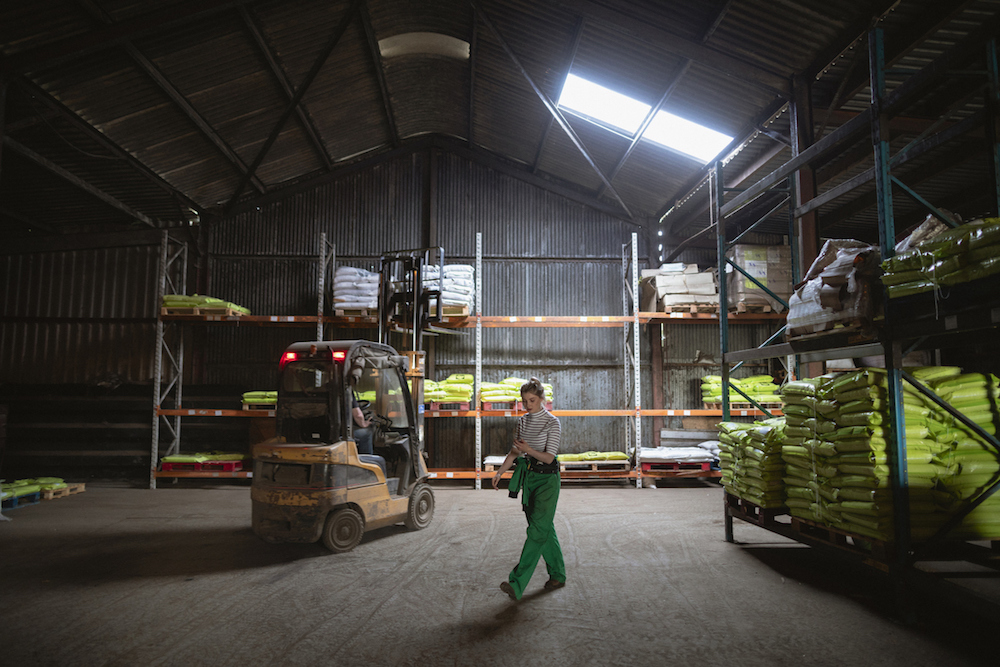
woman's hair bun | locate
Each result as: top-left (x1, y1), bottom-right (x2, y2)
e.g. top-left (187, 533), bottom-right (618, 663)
top-left (520, 377), bottom-right (545, 399)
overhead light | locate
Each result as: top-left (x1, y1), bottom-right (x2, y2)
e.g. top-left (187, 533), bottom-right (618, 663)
top-left (378, 32), bottom-right (470, 60)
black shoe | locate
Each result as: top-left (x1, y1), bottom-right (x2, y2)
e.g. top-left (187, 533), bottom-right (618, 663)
top-left (544, 578), bottom-right (565, 591)
top-left (500, 581), bottom-right (518, 600)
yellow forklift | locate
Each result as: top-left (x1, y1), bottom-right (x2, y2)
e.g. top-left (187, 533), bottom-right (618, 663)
top-left (251, 339), bottom-right (434, 552)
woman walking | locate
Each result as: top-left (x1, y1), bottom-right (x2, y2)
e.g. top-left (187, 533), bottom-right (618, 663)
top-left (492, 377), bottom-right (565, 600)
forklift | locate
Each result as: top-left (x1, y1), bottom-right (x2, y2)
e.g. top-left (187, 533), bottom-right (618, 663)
top-left (251, 339), bottom-right (434, 552)
top-left (251, 247), bottom-right (452, 553)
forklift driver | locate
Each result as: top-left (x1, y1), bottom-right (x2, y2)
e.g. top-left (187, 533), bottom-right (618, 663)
top-left (352, 397), bottom-right (374, 455)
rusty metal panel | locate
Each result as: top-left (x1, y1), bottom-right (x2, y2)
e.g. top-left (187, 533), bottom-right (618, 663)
top-left (0, 244), bottom-right (161, 384)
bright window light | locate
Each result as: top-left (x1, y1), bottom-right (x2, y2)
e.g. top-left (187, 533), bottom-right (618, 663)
top-left (644, 111), bottom-right (732, 162)
top-left (558, 74), bottom-right (650, 134)
top-left (558, 73), bottom-right (732, 163)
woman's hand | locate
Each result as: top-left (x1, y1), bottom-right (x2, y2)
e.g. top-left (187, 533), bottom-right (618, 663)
top-left (512, 438), bottom-right (527, 455)
top-left (492, 473), bottom-right (501, 490)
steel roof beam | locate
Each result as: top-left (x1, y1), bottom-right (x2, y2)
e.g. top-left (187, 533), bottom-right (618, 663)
top-left (0, 206), bottom-right (60, 234)
top-left (223, 0), bottom-right (363, 214)
top-left (1, 0), bottom-right (259, 76)
top-left (596, 60), bottom-right (692, 199)
top-left (472, 1), bottom-right (632, 219)
top-left (13, 79), bottom-right (203, 216)
top-left (4, 136), bottom-right (157, 227)
top-left (531, 15), bottom-right (584, 174)
top-left (598, 1), bottom-right (734, 200)
top-left (468, 8), bottom-right (478, 148)
top-left (556, 0), bottom-right (789, 98)
top-left (72, 0), bottom-right (266, 196)
top-left (360, 1), bottom-right (399, 149)
top-left (239, 6), bottom-right (332, 171)
top-left (813, 1), bottom-right (977, 112)
top-left (221, 133), bottom-right (636, 224)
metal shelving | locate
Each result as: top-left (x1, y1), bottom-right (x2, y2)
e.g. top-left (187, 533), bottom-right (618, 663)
top-left (714, 24), bottom-right (1000, 612)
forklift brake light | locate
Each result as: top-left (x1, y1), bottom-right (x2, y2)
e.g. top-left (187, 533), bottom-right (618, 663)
top-left (332, 351), bottom-right (346, 361)
top-left (281, 351), bottom-right (297, 366)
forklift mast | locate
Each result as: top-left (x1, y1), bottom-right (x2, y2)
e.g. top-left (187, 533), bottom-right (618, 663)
top-left (377, 247), bottom-right (445, 447)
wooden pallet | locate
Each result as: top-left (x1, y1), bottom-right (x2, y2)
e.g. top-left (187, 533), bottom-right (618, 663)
top-left (160, 460), bottom-right (245, 472)
top-left (641, 461), bottom-right (713, 472)
top-left (334, 308), bottom-right (376, 317)
top-left (482, 460), bottom-right (631, 473)
top-left (662, 304), bottom-right (719, 314)
top-left (729, 302), bottom-right (776, 314)
top-left (242, 403), bottom-right (275, 410)
top-left (441, 305), bottom-right (470, 317)
top-left (703, 402), bottom-right (782, 411)
top-left (429, 401), bottom-right (471, 410)
top-left (724, 492), bottom-right (787, 527)
top-left (481, 401), bottom-right (517, 410)
top-left (41, 482), bottom-right (86, 500)
top-left (559, 460), bottom-right (631, 472)
top-left (790, 516), bottom-right (895, 564)
top-left (161, 306), bottom-right (245, 316)
top-left (2, 491), bottom-right (41, 510)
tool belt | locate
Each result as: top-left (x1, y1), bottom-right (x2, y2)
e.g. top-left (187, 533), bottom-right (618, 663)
top-left (527, 457), bottom-right (559, 474)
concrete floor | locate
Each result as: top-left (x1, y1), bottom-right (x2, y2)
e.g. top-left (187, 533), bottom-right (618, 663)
top-left (1, 481), bottom-right (997, 666)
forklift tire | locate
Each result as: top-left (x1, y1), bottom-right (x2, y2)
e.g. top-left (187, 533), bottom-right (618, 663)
top-left (404, 483), bottom-right (435, 530)
top-left (322, 508), bottom-right (365, 553)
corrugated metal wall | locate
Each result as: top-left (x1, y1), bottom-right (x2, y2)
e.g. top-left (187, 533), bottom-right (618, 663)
top-left (0, 244), bottom-right (161, 384)
top-left (1, 147), bottom-right (774, 470)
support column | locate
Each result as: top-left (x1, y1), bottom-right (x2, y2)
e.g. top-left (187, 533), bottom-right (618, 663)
top-left (649, 323), bottom-right (663, 449)
top-left (791, 74), bottom-right (823, 378)
top-left (870, 27), bottom-right (911, 568)
top-left (790, 74), bottom-right (819, 271)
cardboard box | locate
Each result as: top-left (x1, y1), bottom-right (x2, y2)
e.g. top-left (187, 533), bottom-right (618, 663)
top-left (725, 244), bottom-right (793, 311)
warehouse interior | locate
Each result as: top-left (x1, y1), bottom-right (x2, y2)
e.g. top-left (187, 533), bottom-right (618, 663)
top-left (2, 1), bottom-right (1000, 664)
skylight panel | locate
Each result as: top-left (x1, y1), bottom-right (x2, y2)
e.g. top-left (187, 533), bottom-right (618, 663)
top-left (558, 74), bottom-right (650, 134)
top-left (557, 73), bottom-right (733, 164)
top-left (644, 111), bottom-right (733, 163)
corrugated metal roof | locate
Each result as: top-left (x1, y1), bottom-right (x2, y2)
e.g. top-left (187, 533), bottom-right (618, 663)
top-left (1, 0), bottom-right (998, 243)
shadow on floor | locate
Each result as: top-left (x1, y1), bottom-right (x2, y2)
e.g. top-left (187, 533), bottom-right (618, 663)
top-left (739, 544), bottom-right (998, 665)
top-left (0, 523), bottom-right (415, 585)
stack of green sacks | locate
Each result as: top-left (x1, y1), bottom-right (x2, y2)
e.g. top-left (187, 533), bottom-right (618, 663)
top-left (1, 478), bottom-right (53, 501)
top-left (500, 376), bottom-right (554, 403)
top-left (558, 451), bottom-right (629, 462)
top-left (162, 294), bottom-right (251, 314)
top-left (920, 370), bottom-right (1000, 539)
top-left (422, 380), bottom-right (448, 402)
top-left (242, 390), bottom-right (277, 405)
top-left (480, 382), bottom-right (521, 403)
top-left (717, 418), bottom-right (786, 508)
top-left (162, 451), bottom-right (247, 463)
top-left (436, 374), bottom-right (474, 403)
top-left (881, 217), bottom-right (1000, 298)
top-left (702, 375), bottom-right (781, 405)
top-left (779, 366), bottom-right (1000, 543)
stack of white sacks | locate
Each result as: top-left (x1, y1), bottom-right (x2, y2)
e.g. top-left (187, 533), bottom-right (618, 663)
top-left (333, 266), bottom-right (379, 311)
top-left (423, 264), bottom-right (475, 312)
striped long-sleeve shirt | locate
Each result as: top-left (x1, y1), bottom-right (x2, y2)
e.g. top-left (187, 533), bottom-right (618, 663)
top-left (516, 407), bottom-right (561, 457)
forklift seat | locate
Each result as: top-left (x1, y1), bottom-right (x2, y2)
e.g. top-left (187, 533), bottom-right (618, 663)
top-left (359, 454), bottom-right (386, 477)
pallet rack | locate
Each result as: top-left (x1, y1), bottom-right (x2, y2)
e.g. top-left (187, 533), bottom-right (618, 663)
top-left (711, 24), bottom-right (1000, 611)
top-left (151, 230), bottom-right (782, 490)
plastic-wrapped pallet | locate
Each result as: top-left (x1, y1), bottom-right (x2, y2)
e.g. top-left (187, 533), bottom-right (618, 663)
top-left (724, 244), bottom-right (792, 312)
top-left (333, 266), bottom-right (379, 311)
top-left (786, 240), bottom-right (881, 337)
top-left (423, 263), bottom-right (475, 311)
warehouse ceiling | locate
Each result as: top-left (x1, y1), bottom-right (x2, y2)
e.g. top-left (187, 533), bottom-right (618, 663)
top-left (1, 0), bottom-right (998, 246)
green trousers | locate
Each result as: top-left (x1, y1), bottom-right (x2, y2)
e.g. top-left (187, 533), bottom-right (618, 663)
top-left (507, 471), bottom-right (565, 598)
